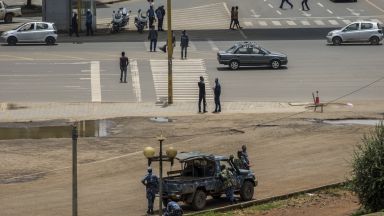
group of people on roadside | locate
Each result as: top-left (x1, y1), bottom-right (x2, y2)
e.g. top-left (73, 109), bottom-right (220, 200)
top-left (229, 6), bottom-right (242, 30)
top-left (70, 9), bottom-right (94, 37)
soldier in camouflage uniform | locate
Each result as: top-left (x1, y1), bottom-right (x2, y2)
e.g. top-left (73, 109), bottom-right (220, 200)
top-left (163, 199), bottom-right (183, 216)
top-left (241, 145), bottom-right (250, 166)
top-left (235, 150), bottom-right (249, 170)
top-left (141, 167), bottom-right (159, 215)
top-left (219, 164), bottom-right (237, 204)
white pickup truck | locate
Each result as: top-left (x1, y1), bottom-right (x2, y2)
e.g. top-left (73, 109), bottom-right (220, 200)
top-left (0, 1), bottom-right (22, 23)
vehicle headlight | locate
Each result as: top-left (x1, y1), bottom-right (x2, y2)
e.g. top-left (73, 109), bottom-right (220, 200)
top-left (1, 32), bottom-right (7, 37)
top-left (327, 32), bottom-right (333, 36)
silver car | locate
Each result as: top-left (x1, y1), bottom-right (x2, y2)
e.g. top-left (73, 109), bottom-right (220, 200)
top-left (326, 21), bottom-right (383, 45)
top-left (1, 22), bottom-right (58, 45)
top-left (217, 41), bottom-right (288, 70)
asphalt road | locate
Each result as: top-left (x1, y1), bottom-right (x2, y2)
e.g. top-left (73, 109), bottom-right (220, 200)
top-left (0, 39), bottom-right (383, 103)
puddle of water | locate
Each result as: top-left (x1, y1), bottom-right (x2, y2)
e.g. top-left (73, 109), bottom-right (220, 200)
top-left (323, 119), bottom-right (383, 126)
top-left (150, 117), bottom-right (172, 123)
top-left (0, 120), bottom-right (112, 140)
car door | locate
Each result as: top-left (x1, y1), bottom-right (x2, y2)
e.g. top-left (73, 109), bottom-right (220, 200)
top-left (35, 22), bottom-right (49, 42)
top-left (341, 22), bottom-right (360, 42)
top-left (360, 22), bottom-right (374, 41)
top-left (234, 47), bottom-right (252, 65)
top-left (250, 47), bottom-right (270, 65)
top-left (17, 22), bottom-right (36, 42)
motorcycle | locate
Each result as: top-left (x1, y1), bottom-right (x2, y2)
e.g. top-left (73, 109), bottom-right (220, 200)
top-left (110, 7), bottom-right (130, 33)
top-left (134, 9), bottom-right (148, 33)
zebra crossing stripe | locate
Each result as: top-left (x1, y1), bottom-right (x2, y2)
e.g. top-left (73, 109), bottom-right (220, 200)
top-left (130, 59), bottom-right (142, 102)
top-left (258, 21), bottom-right (268, 26)
top-left (342, 20), bottom-right (351, 24)
top-left (301, 20), bottom-right (310, 26)
top-left (328, 20), bottom-right (339, 25)
top-left (150, 59), bottom-right (213, 102)
top-left (272, 21), bottom-right (282, 26)
top-left (244, 21), bottom-right (253, 27)
top-left (286, 21), bottom-right (296, 26)
top-left (314, 20), bottom-right (325, 26)
top-left (370, 19), bottom-right (383, 24)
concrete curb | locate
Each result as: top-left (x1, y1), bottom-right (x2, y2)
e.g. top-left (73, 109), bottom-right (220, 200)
top-left (185, 181), bottom-right (347, 215)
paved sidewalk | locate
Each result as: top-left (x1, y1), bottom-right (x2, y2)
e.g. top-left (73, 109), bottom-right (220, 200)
top-left (10, 0), bottom-right (130, 7)
top-left (0, 101), bottom-right (306, 122)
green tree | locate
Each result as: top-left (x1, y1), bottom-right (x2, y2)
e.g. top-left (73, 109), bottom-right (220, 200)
top-left (351, 121), bottom-right (384, 212)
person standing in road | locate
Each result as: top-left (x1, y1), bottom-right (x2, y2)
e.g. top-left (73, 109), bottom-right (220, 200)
top-left (119, 52), bottom-right (129, 83)
top-left (141, 167), bottom-right (159, 215)
top-left (213, 78), bottom-right (221, 113)
top-left (70, 12), bottom-right (79, 37)
top-left (280, 0), bottom-right (293, 9)
top-left (198, 76), bottom-right (207, 113)
top-left (148, 26), bottom-right (158, 52)
top-left (180, 30), bottom-right (189, 59)
top-left (155, 5), bottom-right (165, 31)
top-left (147, 5), bottom-right (156, 28)
top-left (86, 9), bottom-right (93, 36)
top-left (301, 0), bottom-right (310, 11)
top-left (220, 165), bottom-right (237, 204)
top-left (234, 6), bottom-right (242, 29)
top-left (229, 6), bottom-right (235, 30)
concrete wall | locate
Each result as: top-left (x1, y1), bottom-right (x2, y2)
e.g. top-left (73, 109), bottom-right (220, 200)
top-left (42, 0), bottom-right (71, 31)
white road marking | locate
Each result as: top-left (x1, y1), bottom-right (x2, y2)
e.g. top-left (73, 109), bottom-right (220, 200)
top-left (258, 21), bottom-right (268, 26)
top-left (250, 9), bottom-right (261, 18)
top-left (223, 2), bottom-right (231, 16)
top-left (342, 19), bottom-right (351, 24)
top-left (272, 21), bottom-right (282, 26)
top-left (317, 3), bottom-right (324, 7)
top-left (130, 59), bottom-right (142, 102)
top-left (64, 86), bottom-right (81, 88)
top-left (208, 40), bottom-right (219, 51)
top-left (301, 20), bottom-right (310, 25)
top-left (276, 10), bottom-right (282, 15)
top-left (370, 19), bottom-right (383, 24)
top-left (314, 20), bottom-right (325, 26)
top-left (91, 61), bottom-right (102, 102)
top-left (326, 9), bottom-right (334, 14)
top-left (286, 20), bottom-right (296, 26)
top-left (366, 0), bottom-right (384, 13)
top-left (239, 30), bottom-right (248, 39)
top-left (244, 21), bottom-right (253, 27)
top-left (80, 78), bottom-right (91, 80)
top-left (302, 11), bottom-right (311, 17)
top-left (329, 20), bottom-right (339, 25)
top-left (268, 3), bottom-right (274, 8)
top-left (346, 8), bottom-right (360, 16)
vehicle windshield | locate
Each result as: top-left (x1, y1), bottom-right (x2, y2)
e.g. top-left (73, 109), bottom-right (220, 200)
top-left (13, 23), bottom-right (28, 30)
top-left (259, 47), bottom-right (270, 54)
top-left (226, 45), bottom-right (238, 53)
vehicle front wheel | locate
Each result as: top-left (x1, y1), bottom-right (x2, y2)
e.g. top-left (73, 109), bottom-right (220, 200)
top-left (240, 181), bottom-right (254, 201)
top-left (7, 36), bottom-right (17, 46)
top-left (332, 37), bottom-right (342, 46)
top-left (229, 60), bottom-right (240, 70)
top-left (271, 59), bottom-right (281, 69)
top-left (45, 36), bottom-right (56, 45)
top-left (4, 14), bottom-right (13, 23)
top-left (369, 36), bottom-right (380, 45)
top-left (192, 190), bottom-right (206, 210)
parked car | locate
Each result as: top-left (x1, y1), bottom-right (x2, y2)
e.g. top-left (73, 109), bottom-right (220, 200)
top-left (1, 22), bottom-right (58, 45)
top-left (0, 1), bottom-right (22, 23)
top-left (326, 21), bottom-right (383, 45)
top-left (217, 41), bottom-right (288, 70)
top-left (161, 152), bottom-right (258, 210)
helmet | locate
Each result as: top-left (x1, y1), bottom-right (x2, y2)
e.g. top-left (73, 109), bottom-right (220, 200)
top-left (242, 145), bottom-right (247, 151)
top-left (147, 167), bottom-right (152, 173)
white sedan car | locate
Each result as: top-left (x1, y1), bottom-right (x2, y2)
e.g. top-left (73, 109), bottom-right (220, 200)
top-left (1, 22), bottom-right (58, 45)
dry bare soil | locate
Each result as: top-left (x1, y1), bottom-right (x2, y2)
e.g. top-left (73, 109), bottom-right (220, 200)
top-left (1, 101), bottom-right (383, 216)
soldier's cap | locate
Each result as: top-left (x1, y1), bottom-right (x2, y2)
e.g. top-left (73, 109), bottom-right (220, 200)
top-left (147, 167), bottom-right (152, 172)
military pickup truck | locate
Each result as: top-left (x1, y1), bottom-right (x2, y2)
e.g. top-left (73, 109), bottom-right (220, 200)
top-left (161, 152), bottom-right (258, 210)
top-left (0, 1), bottom-right (22, 23)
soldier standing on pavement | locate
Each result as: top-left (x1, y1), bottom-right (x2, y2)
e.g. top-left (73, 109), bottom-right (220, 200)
top-left (180, 30), bottom-right (189, 59)
top-left (220, 164), bottom-right (236, 204)
top-left (213, 78), bottom-right (221, 113)
top-left (155, 5), bottom-right (165, 31)
top-left (148, 26), bottom-right (158, 52)
top-left (70, 12), bottom-right (79, 37)
top-left (119, 52), bottom-right (129, 83)
top-left (141, 167), bottom-right (159, 215)
top-left (198, 76), bottom-right (207, 113)
top-left (85, 9), bottom-right (93, 36)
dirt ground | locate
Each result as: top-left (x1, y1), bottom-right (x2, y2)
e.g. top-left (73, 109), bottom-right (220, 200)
top-left (212, 188), bottom-right (360, 216)
top-left (0, 101), bottom-right (383, 216)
